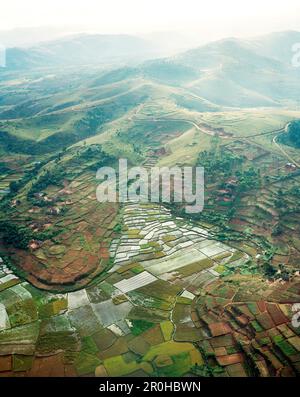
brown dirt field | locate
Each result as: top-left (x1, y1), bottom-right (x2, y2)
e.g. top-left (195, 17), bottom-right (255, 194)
top-left (209, 322), bottom-right (232, 337)
top-left (216, 353), bottom-right (244, 366)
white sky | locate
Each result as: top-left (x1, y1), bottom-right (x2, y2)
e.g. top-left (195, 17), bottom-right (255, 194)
top-left (1, 0), bottom-right (300, 38)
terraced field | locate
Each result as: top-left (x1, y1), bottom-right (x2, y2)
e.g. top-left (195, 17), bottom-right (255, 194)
top-left (0, 197), bottom-right (231, 376)
top-left (1, 112), bottom-right (300, 377)
top-left (1, 194), bottom-right (299, 377)
top-left (0, 146), bottom-right (256, 377)
top-left (192, 276), bottom-right (300, 376)
top-left (1, 54), bottom-right (300, 378)
top-left (1, 155), bottom-right (120, 292)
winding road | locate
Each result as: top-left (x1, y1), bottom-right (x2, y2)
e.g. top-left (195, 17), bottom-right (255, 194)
top-left (273, 132), bottom-right (300, 168)
top-left (150, 116), bottom-right (300, 169)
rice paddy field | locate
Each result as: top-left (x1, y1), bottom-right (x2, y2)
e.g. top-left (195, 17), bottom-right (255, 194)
top-left (1, 100), bottom-right (300, 377)
top-left (1, 183), bottom-right (300, 377)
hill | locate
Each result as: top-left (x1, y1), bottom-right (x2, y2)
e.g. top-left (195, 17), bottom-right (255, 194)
top-left (4, 34), bottom-right (160, 70)
top-left (1, 30), bottom-right (300, 157)
top-left (154, 31), bottom-right (300, 107)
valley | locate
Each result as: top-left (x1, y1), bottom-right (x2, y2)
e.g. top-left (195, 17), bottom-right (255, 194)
top-left (0, 30), bottom-right (300, 377)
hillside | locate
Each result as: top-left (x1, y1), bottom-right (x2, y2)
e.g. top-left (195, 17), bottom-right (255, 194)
top-left (159, 31), bottom-right (300, 106)
top-left (2, 31), bottom-right (300, 110)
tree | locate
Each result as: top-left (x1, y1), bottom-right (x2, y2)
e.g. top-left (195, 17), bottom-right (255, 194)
top-left (272, 222), bottom-right (283, 236)
top-left (263, 262), bottom-right (276, 278)
top-left (283, 120), bottom-right (300, 148)
top-left (9, 181), bottom-right (19, 193)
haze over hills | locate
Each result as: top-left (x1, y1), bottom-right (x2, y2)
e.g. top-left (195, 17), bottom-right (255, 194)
top-left (4, 34), bottom-right (163, 69)
top-left (0, 26), bottom-right (76, 48)
top-left (1, 18), bottom-right (300, 377)
top-left (1, 30), bottom-right (300, 156)
top-left (159, 30), bottom-right (300, 107)
top-left (247, 30), bottom-right (300, 64)
top-left (2, 30), bottom-right (300, 109)
top-left (0, 26), bottom-right (203, 53)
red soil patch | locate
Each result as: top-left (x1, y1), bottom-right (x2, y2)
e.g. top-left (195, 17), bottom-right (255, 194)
top-left (8, 202), bottom-right (118, 292)
top-left (209, 322), bottom-right (232, 337)
top-left (216, 353), bottom-right (244, 366)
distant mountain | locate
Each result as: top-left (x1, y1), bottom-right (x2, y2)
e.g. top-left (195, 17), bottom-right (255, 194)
top-left (2, 31), bottom-right (300, 156)
top-left (0, 26), bottom-right (76, 48)
top-left (2, 30), bottom-right (300, 109)
top-left (4, 34), bottom-right (160, 69)
top-left (144, 31), bottom-right (300, 107)
top-left (247, 30), bottom-right (300, 64)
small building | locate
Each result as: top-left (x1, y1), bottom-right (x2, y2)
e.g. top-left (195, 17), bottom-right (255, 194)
top-left (226, 177), bottom-right (239, 187)
top-left (47, 207), bottom-right (61, 215)
top-left (28, 240), bottom-right (42, 251)
top-left (28, 207), bottom-right (41, 213)
top-left (34, 192), bottom-right (46, 199)
top-left (43, 196), bottom-right (53, 203)
top-left (285, 162), bottom-right (297, 171)
top-left (222, 196), bottom-right (234, 202)
top-left (217, 189), bottom-right (231, 196)
top-left (58, 188), bottom-right (72, 196)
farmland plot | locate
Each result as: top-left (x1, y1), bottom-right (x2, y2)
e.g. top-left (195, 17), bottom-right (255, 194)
top-left (113, 271), bottom-right (157, 294)
top-left (91, 299), bottom-right (133, 328)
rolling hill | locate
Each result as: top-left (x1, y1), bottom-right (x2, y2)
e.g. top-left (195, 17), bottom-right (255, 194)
top-left (1, 30), bottom-right (300, 157)
top-left (160, 31), bottom-right (300, 106)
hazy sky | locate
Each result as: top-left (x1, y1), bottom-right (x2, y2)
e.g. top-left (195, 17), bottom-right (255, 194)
top-left (1, 0), bottom-right (300, 39)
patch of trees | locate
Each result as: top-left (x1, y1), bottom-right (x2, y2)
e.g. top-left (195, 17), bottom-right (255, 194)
top-left (0, 222), bottom-right (33, 249)
top-left (74, 99), bottom-right (140, 139)
top-left (193, 210), bottom-right (230, 228)
top-left (0, 162), bottom-right (10, 174)
top-left (281, 120), bottom-right (300, 148)
top-left (197, 148), bottom-right (244, 182)
top-left (198, 147), bottom-right (261, 192)
top-left (263, 262), bottom-right (277, 279)
top-left (0, 99), bottom-right (47, 120)
top-left (0, 131), bottom-right (37, 154)
top-left (289, 186), bottom-right (300, 196)
top-left (0, 130), bottom-right (70, 156)
top-left (27, 165), bottom-right (66, 200)
top-left (67, 144), bottom-right (115, 171)
top-left (9, 161), bottom-right (46, 194)
top-left (75, 108), bottom-right (106, 134)
top-left (271, 222), bottom-right (284, 237)
top-left (0, 161), bottom-right (47, 212)
top-left (26, 145), bottom-right (114, 200)
top-left (215, 230), bottom-right (244, 242)
top-left (0, 221), bottom-right (61, 250)
top-left (167, 201), bottom-right (232, 231)
top-left (235, 167), bottom-right (261, 192)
